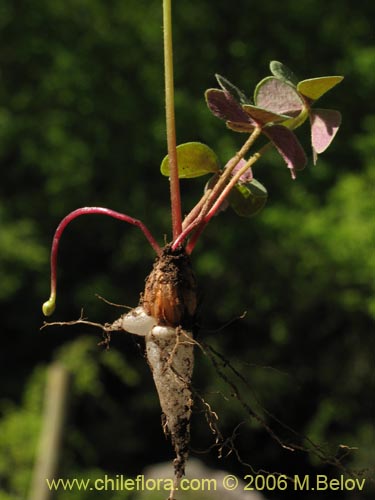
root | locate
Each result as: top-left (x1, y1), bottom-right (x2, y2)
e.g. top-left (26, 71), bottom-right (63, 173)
top-left (40, 310), bottom-right (125, 349)
top-left (193, 339), bottom-right (367, 481)
top-left (95, 294), bottom-right (133, 309)
top-left (41, 312), bottom-right (103, 332)
top-left (42, 244), bottom-right (201, 496)
top-left (165, 327), bottom-right (195, 373)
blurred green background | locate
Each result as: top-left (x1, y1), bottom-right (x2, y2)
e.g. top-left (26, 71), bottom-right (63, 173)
top-left (0, 0), bottom-right (374, 499)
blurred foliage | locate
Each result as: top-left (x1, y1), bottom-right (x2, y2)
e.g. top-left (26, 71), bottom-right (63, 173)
top-left (0, 0), bottom-right (374, 499)
top-left (0, 337), bottom-right (140, 499)
top-left (0, 367), bottom-right (43, 500)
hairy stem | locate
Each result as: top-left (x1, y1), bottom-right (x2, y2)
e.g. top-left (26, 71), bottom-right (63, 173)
top-left (201, 127), bottom-right (262, 213)
top-left (207, 142), bottom-right (271, 220)
top-left (181, 188), bottom-right (211, 231)
top-left (172, 128), bottom-right (262, 251)
top-left (163, 0), bottom-right (182, 239)
top-left (186, 141), bottom-right (271, 254)
top-left (42, 207), bottom-right (161, 316)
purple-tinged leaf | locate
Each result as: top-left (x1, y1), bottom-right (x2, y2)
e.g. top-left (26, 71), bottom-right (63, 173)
top-left (297, 76), bottom-right (344, 101)
top-left (242, 104), bottom-right (290, 125)
top-left (254, 77), bottom-right (304, 115)
top-left (215, 74), bottom-right (249, 104)
top-left (310, 109), bottom-right (342, 163)
top-left (226, 121), bottom-right (256, 133)
top-left (227, 158), bottom-right (253, 183)
top-left (205, 89), bottom-right (252, 123)
top-left (264, 125), bottom-right (307, 179)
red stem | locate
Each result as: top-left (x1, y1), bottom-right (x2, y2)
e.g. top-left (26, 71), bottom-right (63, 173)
top-left (47, 207), bottom-right (161, 310)
top-left (186, 144), bottom-right (269, 253)
top-left (186, 225), bottom-right (205, 254)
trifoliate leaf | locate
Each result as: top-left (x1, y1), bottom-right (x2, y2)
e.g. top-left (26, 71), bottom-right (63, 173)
top-left (270, 61), bottom-right (299, 86)
top-left (160, 142), bottom-right (220, 178)
top-left (229, 178), bottom-right (268, 217)
top-left (297, 76), bottom-right (344, 101)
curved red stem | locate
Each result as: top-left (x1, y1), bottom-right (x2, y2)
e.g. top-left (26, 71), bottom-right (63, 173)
top-left (44, 207), bottom-right (161, 316)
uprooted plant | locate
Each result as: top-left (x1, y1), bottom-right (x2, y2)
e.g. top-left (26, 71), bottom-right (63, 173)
top-left (41, 1), bottom-right (343, 498)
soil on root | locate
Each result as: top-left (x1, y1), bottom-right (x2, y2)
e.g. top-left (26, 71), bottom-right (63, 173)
top-left (142, 244), bottom-right (197, 328)
top-left (142, 245), bottom-right (197, 483)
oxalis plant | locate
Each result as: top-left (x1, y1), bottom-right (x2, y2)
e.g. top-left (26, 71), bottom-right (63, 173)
top-left (42, 1), bottom-right (343, 498)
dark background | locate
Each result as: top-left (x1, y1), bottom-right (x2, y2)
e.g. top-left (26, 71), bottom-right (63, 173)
top-left (0, 0), bottom-right (374, 499)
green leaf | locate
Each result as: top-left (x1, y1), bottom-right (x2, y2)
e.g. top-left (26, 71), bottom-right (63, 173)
top-left (270, 61), bottom-right (299, 86)
top-left (160, 142), bottom-right (220, 178)
top-left (297, 76), bottom-right (344, 101)
top-left (229, 179), bottom-right (268, 217)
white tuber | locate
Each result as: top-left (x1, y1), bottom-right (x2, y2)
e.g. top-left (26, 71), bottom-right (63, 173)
top-left (108, 245), bottom-right (197, 490)
top-left (146, 325), bottom-right (194, 480)
top-left (120, 306), bottom-right (156, 336)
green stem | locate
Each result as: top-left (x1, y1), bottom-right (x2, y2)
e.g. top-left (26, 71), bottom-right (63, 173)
top-left (163, 0), bottom-right (182, 240)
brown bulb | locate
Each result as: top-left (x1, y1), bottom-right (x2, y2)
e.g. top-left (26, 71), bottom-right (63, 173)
top-left (142, 245), bottom-right (197, 328)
